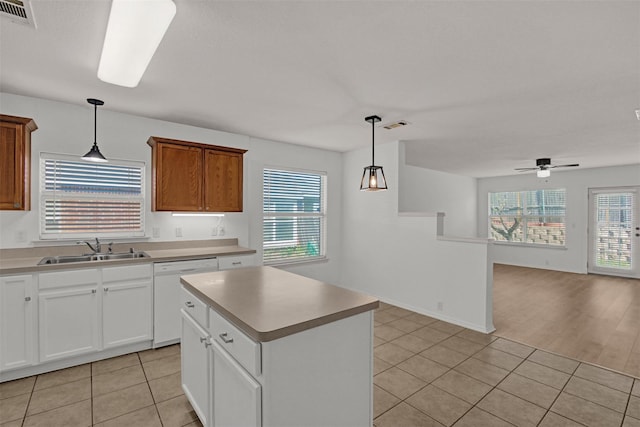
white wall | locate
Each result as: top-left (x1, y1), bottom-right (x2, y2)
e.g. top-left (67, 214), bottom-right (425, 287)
top-left (341, 141), bottom-right (493, 332)
top-left (477, 164), bottom-right (640, 274)
top-left (398, 143), bottom-right (478, 237)
top-left (0, 93), bottom-right (342, 283)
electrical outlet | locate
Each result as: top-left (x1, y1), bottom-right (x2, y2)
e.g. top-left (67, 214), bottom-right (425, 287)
top-left (437, 301), bottom-right (443, 311)
top-left (152, 227), bottom-right (160, 238)
top-left (218, 226), bottom-right (225, 236)
top-left (175, 227), bottom-right (182, 237)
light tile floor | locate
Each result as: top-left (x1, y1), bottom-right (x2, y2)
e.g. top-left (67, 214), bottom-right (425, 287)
top-left (0, 344), bottom-right (201, 427)
top-left (373, 302), bottom-right (640, 427)
top-left (1, 303), bottom-right (639, 426)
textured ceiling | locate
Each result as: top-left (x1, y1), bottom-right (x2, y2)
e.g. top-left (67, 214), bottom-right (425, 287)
top-left (1, 0), bottom-right (638, 177)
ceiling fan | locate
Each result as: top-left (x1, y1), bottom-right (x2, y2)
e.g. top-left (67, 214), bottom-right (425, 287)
top-left (515, 158), bottom-right (579, 178)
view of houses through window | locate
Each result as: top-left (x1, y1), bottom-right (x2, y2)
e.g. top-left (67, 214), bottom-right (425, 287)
top-left (263, 168), bottom-right (326, 264)
top-left (489, 189), bottom-right (566, 246)
top-left (40, 153), bottom-right (145, 239)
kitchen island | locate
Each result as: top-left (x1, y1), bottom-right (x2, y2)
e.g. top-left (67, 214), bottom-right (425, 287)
top-left (180, 266), bottom-right (379, 427)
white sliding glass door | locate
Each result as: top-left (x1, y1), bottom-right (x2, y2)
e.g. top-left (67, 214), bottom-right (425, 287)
top-left (588, 187), bottom-right (639, 277)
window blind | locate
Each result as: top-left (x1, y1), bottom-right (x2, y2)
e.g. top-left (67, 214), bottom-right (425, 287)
top-left (594, 192), bottom-right (633, 270)
top-left (263, 168), bottom-right (326, 264)
top-left (40, 153), bottom-right (145, 239)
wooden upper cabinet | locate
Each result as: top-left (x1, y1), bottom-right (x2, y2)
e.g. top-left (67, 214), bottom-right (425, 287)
top-left (0, 114), bottom-right (37, 211)
top-left (148, 136), bottom-right (247, 212)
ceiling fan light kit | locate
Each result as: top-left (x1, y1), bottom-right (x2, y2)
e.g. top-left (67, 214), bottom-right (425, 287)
top-left (97, 0), bottom-right (176, 88)
top-left (515, 157), bottom-right (579, 178)
top-left (360, 115), bottom-right (388, 192)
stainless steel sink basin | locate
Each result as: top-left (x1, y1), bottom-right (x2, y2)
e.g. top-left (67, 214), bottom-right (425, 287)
top-left (38, 251), bottom-right (149, 265)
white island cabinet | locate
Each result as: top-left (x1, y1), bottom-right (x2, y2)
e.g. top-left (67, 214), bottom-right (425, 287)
top-left (181, 266), bottom-right (378, 427)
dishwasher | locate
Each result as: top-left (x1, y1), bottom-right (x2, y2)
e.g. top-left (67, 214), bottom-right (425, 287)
top-left (153, 258), bottom-right (219, 348)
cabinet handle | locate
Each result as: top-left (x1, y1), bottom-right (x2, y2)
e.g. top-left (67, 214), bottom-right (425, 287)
top-left (104, 287), bottom-right (109, 292)
top-left (219, 333), bottom-right (234, 344)
top-left (24, 296), bottom-right (31, 302)
top-left (92, 289), bottom-right (97, 294)
top-left (185, 301), bottom-right (195, 308)
top-left (204, 341), bottom-right (212, 347)
top-left (232, 261), bottom-right (242, 265)
top-left (200, 337), bottom-right (207, 343)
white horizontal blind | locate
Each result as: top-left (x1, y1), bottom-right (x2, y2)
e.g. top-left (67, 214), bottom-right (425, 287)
top-left (594, 192), bottom-right (633, 270)
top-left (489, 189), bottom-right (566, 246)
top-left (40, 153), bottom-right (145, 239)
top-left (263, 168), bottom-right (326, 264)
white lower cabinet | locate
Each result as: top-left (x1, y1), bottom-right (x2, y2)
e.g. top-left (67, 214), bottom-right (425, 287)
top-left (181, 284), bottom-right (371, 427)
top-left (181, 310), bottom-right (211, 427)
top-left (211, 340), bottom-right (261, 427)
top-left (37, 264), bottom-right (152, 363)
top-left (39, 269), bottom-right (100, 362)
top-left (0, 275), bottom-right (37, 371)
top-left (102, 265), bottom-right (153, 348)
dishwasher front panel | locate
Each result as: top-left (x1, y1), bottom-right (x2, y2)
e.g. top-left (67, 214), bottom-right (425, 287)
top-left (153, 259), bottom-right (219, 347)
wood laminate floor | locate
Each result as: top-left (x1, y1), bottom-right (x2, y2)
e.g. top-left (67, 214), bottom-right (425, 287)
top-left (493, 263), bottom-right (640, 378)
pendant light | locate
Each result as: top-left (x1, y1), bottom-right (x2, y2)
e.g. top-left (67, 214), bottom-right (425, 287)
top-left (82, 98), bottom-right (108, 163)
top-left (360, 115), bottom-right (387, 191)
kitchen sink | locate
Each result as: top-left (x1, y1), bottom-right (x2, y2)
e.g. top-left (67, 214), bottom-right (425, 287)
top-left (38, 251), bottom-right (149, 265)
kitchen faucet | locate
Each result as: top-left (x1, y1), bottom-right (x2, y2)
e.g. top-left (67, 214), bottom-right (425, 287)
top-left (78, 238), bottom-right (111, 254)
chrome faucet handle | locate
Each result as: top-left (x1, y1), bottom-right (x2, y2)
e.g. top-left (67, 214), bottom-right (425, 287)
top-left (95, 238), bottom-right (101, 253)
top-left (107, 242), bottom-right (114, 254)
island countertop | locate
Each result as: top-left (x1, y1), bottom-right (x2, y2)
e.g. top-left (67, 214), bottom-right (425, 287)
top-left (181, 266), bottom-right (379, 342)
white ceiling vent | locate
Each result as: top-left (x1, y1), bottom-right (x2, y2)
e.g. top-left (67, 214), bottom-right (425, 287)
top-left (0, 0), bottom-right (36, 28)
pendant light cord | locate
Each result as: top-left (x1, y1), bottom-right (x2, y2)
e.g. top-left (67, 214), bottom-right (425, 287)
top-left (371, 119), bottom-right (375, 166)
top-left (93, 103), bottom-right (97, 145)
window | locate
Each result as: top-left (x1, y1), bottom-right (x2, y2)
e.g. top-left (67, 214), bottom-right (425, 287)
top-left (263, 168), bottom-right (326, 264)
top-left (40, 153), bottom-right (145, 239)
top-left (489, 188), bottom-right (566, 246)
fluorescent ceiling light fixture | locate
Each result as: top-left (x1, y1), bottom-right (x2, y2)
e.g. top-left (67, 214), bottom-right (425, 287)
top-left (172, 213), bottom-right (225, 217)
top-left (537, 169), bottom-right (550, 178)
top-left (98, 0), bottom-right (176, 88)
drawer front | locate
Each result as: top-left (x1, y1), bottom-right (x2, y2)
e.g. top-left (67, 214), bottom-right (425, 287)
top-left (180, 286), bottom-right (208, 328)
top-left (210, 308), bottom-right (261, 377)
top-left (218, 254), bottom-right (255, 270)
top-left (39, 269), bottom-right (99, 290)
top-left (103, 263), bottom-right (152, 283)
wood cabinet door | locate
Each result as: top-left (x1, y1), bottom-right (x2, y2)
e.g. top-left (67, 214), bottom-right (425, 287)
top-left (0, 121), bottom-right (27, 210)
top-left (154, 143), bottom-right (203, 211)
top-left (204, 149), bottom-right (243, 212)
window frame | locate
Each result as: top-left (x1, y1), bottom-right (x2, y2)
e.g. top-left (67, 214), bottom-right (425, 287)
top-left (39, 152), bottom-right (146, 240)
top-left (488, 188), bottom-right (567, 248)
top-left (262, 166), bottom-right (327, 265)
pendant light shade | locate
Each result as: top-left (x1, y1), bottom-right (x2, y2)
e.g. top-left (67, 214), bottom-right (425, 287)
top-left (360, 115), bottom-right (387, 191)
top-left (82, 98), bottom-right (108, 163)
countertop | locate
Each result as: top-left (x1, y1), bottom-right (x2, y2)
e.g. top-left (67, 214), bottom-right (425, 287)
top-left (181, 266), bottom-right (379, 342)
top-left (0, 240), bottom-right (256, 275)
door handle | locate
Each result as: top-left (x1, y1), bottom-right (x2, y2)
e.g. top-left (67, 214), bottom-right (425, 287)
top-left (185, 301), bottom-right (195, 308)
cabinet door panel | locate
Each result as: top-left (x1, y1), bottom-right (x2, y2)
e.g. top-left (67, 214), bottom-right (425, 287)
top-left (103, 281), bottom-right (152, 348)
top-left (212, 340), bottom-right (261, 427)
top-left (39, 287), bottom-right (100, 362)
top-left (204, 149), bottom-right (243, 212)
top-left (0, 275), bottom-right (35, 371)
top-left (181, 311), bottom-right (210, 427)
top-left (155, 143), bottom-right (203, 211)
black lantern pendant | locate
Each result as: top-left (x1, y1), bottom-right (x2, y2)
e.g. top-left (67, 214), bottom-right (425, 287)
top-left (360, 115), bottom-right (387, 191)
top-left (82, 98), bottom-right (108, 162)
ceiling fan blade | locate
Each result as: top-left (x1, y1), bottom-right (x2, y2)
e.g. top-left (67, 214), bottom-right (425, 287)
top-left (549, 164), bottom-right (580, 169)
top-left (514, 167), bottom-right (538, 171)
